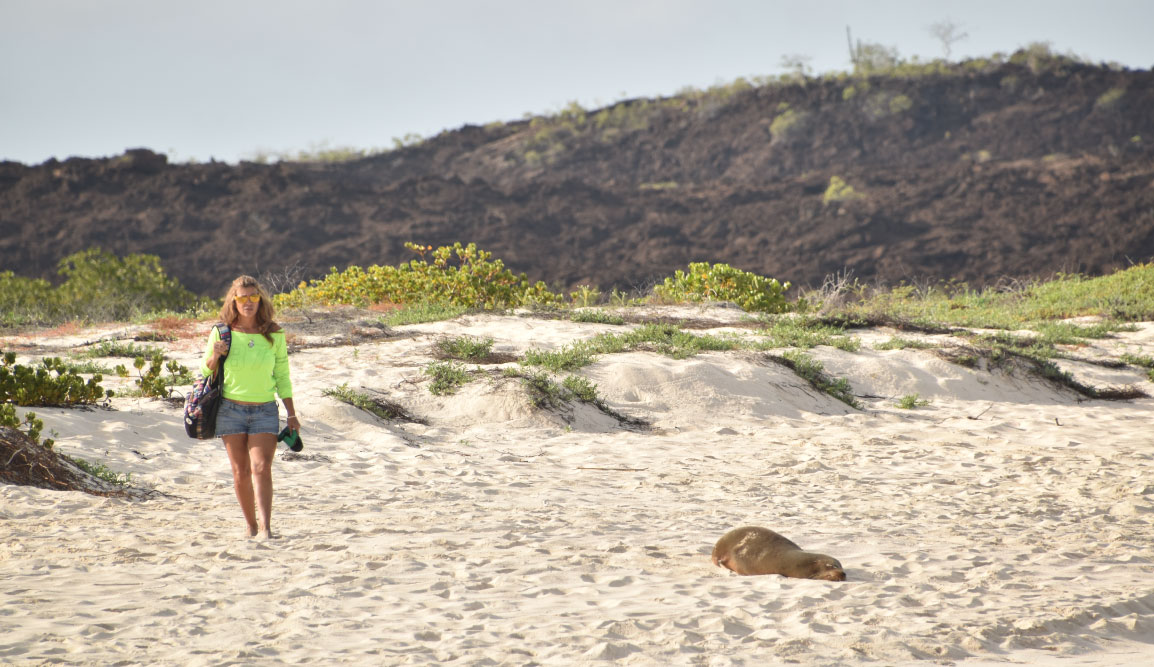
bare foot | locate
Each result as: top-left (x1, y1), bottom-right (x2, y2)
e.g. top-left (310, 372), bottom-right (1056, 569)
top-left (245, 526), bottom-right (259, 538)
top-left (257, 528), bottom-right (277, 540)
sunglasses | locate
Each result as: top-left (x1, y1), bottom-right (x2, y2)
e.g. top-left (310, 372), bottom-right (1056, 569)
top-left (234, 294), bottom-right (261, 304)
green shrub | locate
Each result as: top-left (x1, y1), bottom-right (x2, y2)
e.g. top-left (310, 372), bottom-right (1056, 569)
top-left (638, 181), bottom-right (679, 191)
top-left (115, 353), bottom-right (191, 400)
top-left (561, 375), bottom-right (600, 403)
top-left (0, 272), bottom-right (55, 327)
top-left (1095, 88), bottom-right (1125, 110)
top-left (653, 262), bottom-right (791, 313)
top-left (889, 94), bottom-right (913, 114)
top-left (519, 370), bottom-right (569, 409)
top-left (277, 242), bottom-right (560, 311)
top-left (424, 360), bottom-right (470, 395)
top-left (822, 176), bottom-right (864, 205)
top-left (54, 249), bottom-right (204, 321)
top-left (569, 285), bottom-right (601, 307)
top-left (0, 352), bottom-right (112, 406)
top-left (896, 393), bottom-right (930, 409)
top-left (81, 340), bottom-right (164, 359)
top-left (0, 250), bottom-right (207, 327)
top-left (70, 457), bottom-right (132, 486)
top-left (59, 360), bottom-right (113, 375)
top-left (769, 108), bottom-right (807, 144)
top-left (0, 403), bottom-right (54, 449)
top-left (521, 344), bottom-right (596, 373)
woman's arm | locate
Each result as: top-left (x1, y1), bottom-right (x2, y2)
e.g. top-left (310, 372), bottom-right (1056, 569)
top-left (283, 397), bottom-right (300, 430)
top-left (202, 327), bottom-right (225, 375)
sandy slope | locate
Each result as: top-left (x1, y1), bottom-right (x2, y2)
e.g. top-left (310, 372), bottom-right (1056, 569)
top-left (2, 305), bottom-right (1153, 665)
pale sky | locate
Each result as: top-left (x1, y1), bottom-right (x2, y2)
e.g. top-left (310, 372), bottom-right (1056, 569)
top-left (3, 0), bottom-right (1151, 165)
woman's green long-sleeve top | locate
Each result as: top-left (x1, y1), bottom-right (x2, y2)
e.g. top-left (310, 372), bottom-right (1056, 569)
top-left (201, 327), bottom-right (293, 402)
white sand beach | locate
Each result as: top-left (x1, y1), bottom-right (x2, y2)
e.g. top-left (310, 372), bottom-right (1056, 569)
top-left (2, 305), bottom-right (1153, 665)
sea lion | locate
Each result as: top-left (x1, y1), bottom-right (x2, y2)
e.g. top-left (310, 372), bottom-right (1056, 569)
top-left (711, 526), bottom-right (846, 581)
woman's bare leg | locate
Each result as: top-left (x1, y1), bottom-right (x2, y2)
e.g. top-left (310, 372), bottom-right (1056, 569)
top-left (248, 433), bottom-right (278, 538)
top-left (223, 435), bottom-right (258, 537)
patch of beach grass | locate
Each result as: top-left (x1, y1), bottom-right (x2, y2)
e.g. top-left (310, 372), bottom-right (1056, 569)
top-left (79, 340), bottom-right (165, 359)
top-left (323, 383), bottom-right (425, 423)
top-left (874, 337), bottom-right (937, 351)
top-left (70, 457), bottom-right (132, 487)
top-left (435, 336), bottom-right (495, 362)
top-left (896, 393), bottom-right (930, 409)
top-left (381, 302), bottom-right (469, 326)
top-left (772, 350), bottom-right (861, 409)
top-left (521, 344), bottom-right (597, 373)
top-left (424, 360), bottom-right (470, 396)
top-left (752, 316), bottom-right (860, 351)
top-left (570, 309), bottom-right (626, 325)
top-left (1121, 353), bottom-right (1154, 382)
top-left (828, 264), bottom-right (1154, 330)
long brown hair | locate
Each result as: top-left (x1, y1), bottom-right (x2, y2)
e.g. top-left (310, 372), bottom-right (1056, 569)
top-left (219, 275), bottom-right (277, 342)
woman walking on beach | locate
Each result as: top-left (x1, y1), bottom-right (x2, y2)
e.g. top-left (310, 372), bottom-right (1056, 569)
top-left (202, 275), bottom-right (299, 539)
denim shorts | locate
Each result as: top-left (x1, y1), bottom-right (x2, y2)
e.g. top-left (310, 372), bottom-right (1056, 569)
top-left (216, 400), bottom-right (279, 437)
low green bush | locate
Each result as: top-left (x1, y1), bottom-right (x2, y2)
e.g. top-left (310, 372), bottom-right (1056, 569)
top-left (115, 354), bottom-right (192, 400)
top-left (521, 344), bottom-right (596, 373)
top-left (561, 375), bottom-right (600, 403)
top-left (653, 262), bottom-right (791, 313)
top-left (1, 352), bottom-right (112, 406)
top-left (570, 310), bottom-right (625, 325)
top-left (0, 403), bottom-right (54, 449)
top-left (896, 393), bottom-right (930, 409)
top-left (1095, 88), bottom-right (1125, 109)
top-left (519, 370), bottom-right (569, 409)
top-left (435, 336), bottom-right (495, 362)
top-left (71, 457), bottom-right (132, 486)
top-left (425, 361), bottom-right (470, 395)
top-left (569, 285), bottom-right (601, 307)
top-left (1, 249), bottom-right (208, 327)
top-left (769, 108), bottom-right (807, 143)
top-left (822, 176), bottom-right (864, 205)
top-left (81, 340), bottom-right (165, 359)
top-left (277, 242), bottom-right (560, 311)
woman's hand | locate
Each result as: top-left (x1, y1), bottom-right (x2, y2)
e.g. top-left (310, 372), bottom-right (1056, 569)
top-left (287, 415), bottom-right (301, 431)
top-left (213, 340), bottom-right (229, 357)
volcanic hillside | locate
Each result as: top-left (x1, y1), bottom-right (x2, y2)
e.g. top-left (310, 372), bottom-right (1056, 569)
top-left (3, 55), bottom-right (1153, 296)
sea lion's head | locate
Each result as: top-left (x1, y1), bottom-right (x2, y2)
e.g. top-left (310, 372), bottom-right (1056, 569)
top-left (803, 554), bottom-right (846, 581)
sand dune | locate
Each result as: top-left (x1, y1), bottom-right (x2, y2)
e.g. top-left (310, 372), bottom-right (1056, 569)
top-left (2, 305), bottom-right (1153, 665)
